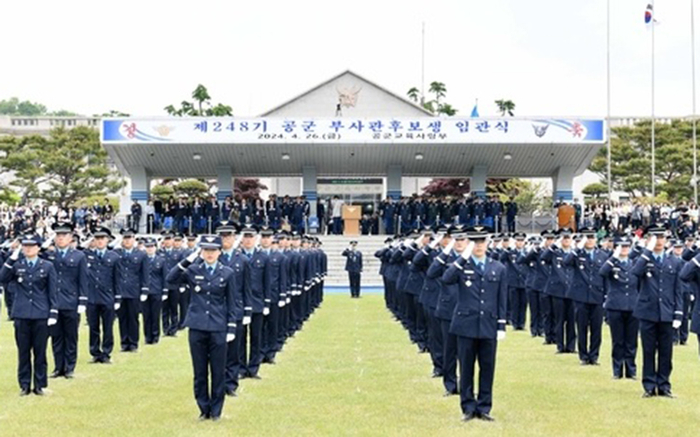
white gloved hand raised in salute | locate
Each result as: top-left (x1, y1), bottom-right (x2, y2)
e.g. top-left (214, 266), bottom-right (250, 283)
top-left (442, 238), bottom-right (455, 255)
top-left (186, 247), bottom-right (201, 263)
top-left (226, 333), bottom-right (236, 342)
top-left (613, 244), bottom-right (622, 260)
top-left (646, 235), bottom-right (657, 252)
top-left (429, 234), bottom-right (443, 249)
top-left (461, 241), bottom-right (475, 260)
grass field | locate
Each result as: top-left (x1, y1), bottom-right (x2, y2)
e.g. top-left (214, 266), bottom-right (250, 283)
top-left (1, 293), bottom-right (700, 436)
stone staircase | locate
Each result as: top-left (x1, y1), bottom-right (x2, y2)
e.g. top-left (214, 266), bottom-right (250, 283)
top-left (318, 235), bottom-right (387, 286)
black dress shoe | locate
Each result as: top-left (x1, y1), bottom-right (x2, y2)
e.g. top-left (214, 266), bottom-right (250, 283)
top-left (432, 371), bottom-right (443, 378)
top-left (580, 360), bottom-right (589, 366)
top-left (477, 413), bottom-right (495, 422)
top-left (102, 358), bottom-right (112, 364)
top-left (90, 357), bottom-right (101, 364)
top-left (198, 413), bottom-right (209, 421)
top-left (64, 372), bottom-right (74, 379)
top-left (225, 390), bottom-right (237, 397)
top-left (612, 375), bottom-right (622, 380)
top-left (20, 388), bottom-right (31, 396)
top-left (642, 390), bottom-right (656, 398)
top-left (249, 375), bottom-right (261, 380)
top-left (626, 375), bottom-right (637, 380)
top-left (589, 361), bottom-right (600, 366)
top-left (211, 415), bottom-right (221, 422)
top-left (658, 390), bottom-right (675, 398)
top-left (33, 388), bottom-right (45, 396)
top-left (443, 391), bottom-right (458, 397)
top-left (50, 370), bottom-right (63, 379)
top-left (461, 413), bottom-right (476, 422)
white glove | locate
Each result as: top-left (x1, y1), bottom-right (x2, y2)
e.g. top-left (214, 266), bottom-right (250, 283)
top-left (114, 302), bottom-right (121, 311)
top-left (10, 248), bottom-right (20, 261)
top-left (226, 333), bottom-right (236, 342)
top-left (646, 235), bottom-right (657, 252)
top-left (286, 297), bottom-right (291, 304)
top-left (77, 305), bottom-right (86, 314)
top-left (613, 245), bottom-right (622, 260)
top-left (577, 239), bottom-right (586, 250)
top-left (442, 239), bottom-right (455, 255)
top-left (243, 316), bottom-right (251, 325)
top-left (233, 235), bottom-right (243, 250)
top-left (41, 238), bottom-right (54, 250)
top-left (180, 287), bottom-right (186, 293)
top-left (48, 317), bottom-right (57, 327)
top-left (263, 307), bottom-right (270, 316)
top-left (429, 234), bottom-right (443, 249)
top-left (162, 294), bottom-right (168, 301)
top-left (140, 294), bottom-right (148, 302)
top-left (186, 248), bottom-right (201, 263)
top-left (497, 330), bottom-right (506, 341)
top-left (278, 300), bottom-right (285, 308)
top-left (691, 294), bottom-right (696, 302)
top-left (461, 241), bottom-right (474, 260)
top-left (672, 320), bottom-right (682, 329)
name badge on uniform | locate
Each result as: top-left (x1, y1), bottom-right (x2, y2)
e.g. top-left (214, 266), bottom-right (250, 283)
top-left (195, 275), bottom-right (205, 280)
top-left (194, 285), bottom-right (201, 292)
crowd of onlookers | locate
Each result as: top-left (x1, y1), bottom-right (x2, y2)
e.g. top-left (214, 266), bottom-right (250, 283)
top-left (3, 194), bottom-right (699, 242)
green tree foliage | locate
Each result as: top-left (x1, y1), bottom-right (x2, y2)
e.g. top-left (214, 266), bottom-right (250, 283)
top-left (0, 97), bottom-right (47, 116)
top-left (582, 182), bottom-right (609, 198)
top-left (164, 84), bottom-right (233, 116)
top-left (589, 120), bottom-right (695, 201)
top-left (494, 99), bottom-right (516, 116)
top-left (150, 184), bottom-right (175, 201)
top-left (174, 179), bottom-right (209, 199)
top-left (0, 127), bottom-right (124, 205)
top-left (406, 81), bottom-right (458, 116)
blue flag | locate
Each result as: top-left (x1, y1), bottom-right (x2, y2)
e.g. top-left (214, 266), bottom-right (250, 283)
top-left (470, 104), bottom-right (479, 118)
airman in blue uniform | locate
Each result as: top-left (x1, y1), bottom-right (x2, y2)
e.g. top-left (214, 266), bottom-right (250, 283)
top-left (114, 229), bottom-right (150, 352)
top-left (166, 234), bottom-right (241, 420)
top-left (143, 238), bottom-right (168, 344)
top-left (442, 227), bottom-right (507, 422)
top-left (342, 241), bottom-right (363, 298)
top-left (0, 233), bottom-right (58, 396)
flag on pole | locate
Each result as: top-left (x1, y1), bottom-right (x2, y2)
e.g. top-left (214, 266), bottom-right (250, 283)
top-left (645, 3), bottom-right (655, 25)
top-left (470, 102), bottom-right (479, 118)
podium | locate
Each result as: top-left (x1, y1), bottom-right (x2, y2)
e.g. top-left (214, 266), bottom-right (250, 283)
top-left (342, 205), bottom-right (361, 236)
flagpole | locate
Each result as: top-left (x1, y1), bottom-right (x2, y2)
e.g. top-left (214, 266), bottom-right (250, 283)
top-left (606, 0), bottom-right (612, 201)
top-left (651, 0), bottom-right (656, 199)
top-left (421, 22), bottom-right (425, 106)
top-left (692, 0), bottom-right (698, 204)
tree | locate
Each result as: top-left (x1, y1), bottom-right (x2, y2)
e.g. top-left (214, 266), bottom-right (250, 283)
top-left (99, 110), bottom-right (131, 117)
top-left (0, 134), bottom-right (50, 202)
top-left (422, 178), bottom-right (470, 197)
top-left (150, 184), bottom-right (175, 201)
top-left (582, 182), bottom-right (609, 198)
top-left (175, 179), bottom-right (210, 199)
top-left (164, 84), bottom-right (233, 116)
top-left (39, 127), bottom-right (124, 205)
top-left (589, 119), bottom-right (694, 201)
top-left (234, 178), bottom-right (268, 200)
top-left (405, 81), bottom-right (458, 116)
top-left (495, 99), bottom-right (515, 116)
top-left (488, 178), bottom-right (551, 214)
top-left (0, 97), bottom-right (47, 116)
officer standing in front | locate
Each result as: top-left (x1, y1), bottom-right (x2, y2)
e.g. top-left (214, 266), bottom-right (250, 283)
top-left (160, 232), bottom-right (182, 337)
top-left (166, 235), bottom-right (241, 421)
top-left (442, 227), bottom-right (507, 422)
top-left (0, 234), bottom-right (58, 396)
top-left (632, 226), bottom-right (683, 397)
top-left (342, 241), bottom-right (363, 298)
top-left (44, 222), bottom-right (88, 379)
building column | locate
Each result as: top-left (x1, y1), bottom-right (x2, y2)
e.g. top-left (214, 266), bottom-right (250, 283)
top-left (471, 165), bottom-right (488, 198)
top-left (127, 166), bottom-right (149, 233)
top-left (552, 166), bottom-right (576, 202)
top-left (302, 165), bottom-right (318, 232)
top-left (386, 165), bottom-right (402, 200)
top-left (216, 166), bottom-right (233, 202)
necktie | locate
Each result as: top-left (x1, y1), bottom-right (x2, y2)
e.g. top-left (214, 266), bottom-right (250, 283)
top-left (208, 266), bottom-right (214, 276)
top-left (59, 250), bottom-right (65, 259)
top-left (478, 262), bottom-right (484, 272)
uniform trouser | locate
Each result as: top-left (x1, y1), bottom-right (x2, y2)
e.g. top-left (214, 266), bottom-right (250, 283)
top-left (162, 289), bottom-right (179, 335)
top-left (241, 313), bottom-right (264, 376)
top-left (575, 302), bottom-right (603, 363)
top-left (426, 309), bottom-right (443, 374)
top-left (639, 319), bottom-right (674, 394)
top-left (458, 336), bottom-right (497, 415)
top-left (528, 289), bottom-right (543, 336)
top-left (541, 294), bottom-right (555, 342)
top-left (414, 296), bottom-right (428, 348)
top-left (117, 298), bottom-right (140, 350)
top-left (277, 302), bottom-right (288, 348)
top-left (607, 310), bottom-right (639, 377)
top-left (675, 293), bottom-right (692, 343)
top-left (552, 297), bottom-right (576, 353)
top-left (50, 309), bottom-right (79, 375)
top-left (440, 318), bottom-right (459, 394)
top-left (509, 287), bottom-right (527, 329)
top-left (225, 323), bottom-right (245, 392)
top-left (178, 288), bottom-right (191, 330)
top-left (404, 293), bottom-right (417, 341)
top-left (142, 295), bottom-right (162, 344)
top-left (15, 318), bottom-right (49, 390)
top-left (507, 218), bottom-right (515, 233)
top-left (291, 295), bottom-right (303, 332)
top-left (262, 304), bottom-right (280, 361)
top-left (189, 329), bottom-right (227, 418)
top-left (349, 272), bottom-right (361, 297)
top-left (87, 303), bottom-right (114, 360)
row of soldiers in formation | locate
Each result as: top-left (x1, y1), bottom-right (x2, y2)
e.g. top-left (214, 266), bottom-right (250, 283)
top-left (374, 224), bottom-right (700, 422)
top-left (0, 222), bottom-right (327, 421)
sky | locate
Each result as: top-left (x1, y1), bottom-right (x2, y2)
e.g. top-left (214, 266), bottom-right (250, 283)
top-left (1, 0), bottom-right (697, 118)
